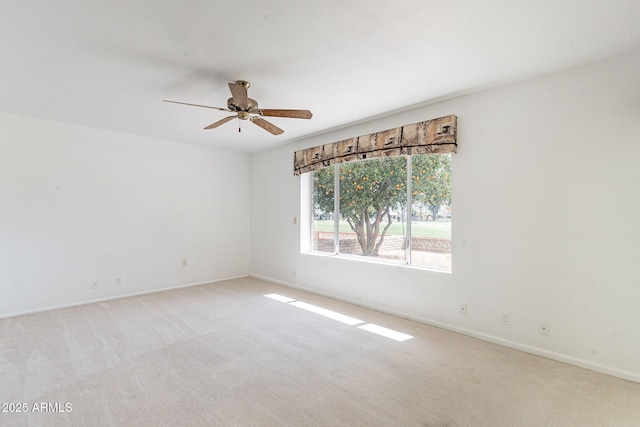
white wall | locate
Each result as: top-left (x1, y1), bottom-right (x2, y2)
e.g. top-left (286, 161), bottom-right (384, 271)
top-left (250, 50), bottom-right (640, 382)
top-left (0, 113), bottom-right (250, 317)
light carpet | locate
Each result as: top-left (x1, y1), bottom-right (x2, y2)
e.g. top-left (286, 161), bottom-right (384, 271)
top-left (1, 277), bottom-right (639, 426)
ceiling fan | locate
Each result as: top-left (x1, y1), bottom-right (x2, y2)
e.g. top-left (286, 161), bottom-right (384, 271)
top-left (163, 80), bottom-right (312, 135)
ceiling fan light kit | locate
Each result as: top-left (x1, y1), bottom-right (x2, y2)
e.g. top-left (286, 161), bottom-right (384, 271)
top-left (163, 80), bottom-right (312, 135)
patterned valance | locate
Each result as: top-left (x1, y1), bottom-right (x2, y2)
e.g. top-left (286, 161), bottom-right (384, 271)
top-left (293, 114), bottom-right (457, 175)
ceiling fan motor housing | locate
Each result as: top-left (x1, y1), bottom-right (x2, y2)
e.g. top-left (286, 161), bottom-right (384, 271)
top-left (227, 97), bottom-right (259, 117)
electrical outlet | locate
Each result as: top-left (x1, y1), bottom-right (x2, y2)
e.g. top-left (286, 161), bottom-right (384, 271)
top-left (91, 281), bottom-right (98, 290)
top-left (181, 259), bottom-right (187, 267)
top-left (460, 303), bottom-right (467, 315)
top-left (501, 313), bottom-right (510, 325)
top-left (539, 322), bottom-right (550, 336)
top-left (116, 277), bottom-right (122, 286)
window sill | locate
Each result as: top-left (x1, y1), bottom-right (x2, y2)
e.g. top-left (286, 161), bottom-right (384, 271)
top-left (301, 251), bottom-right (452, 274)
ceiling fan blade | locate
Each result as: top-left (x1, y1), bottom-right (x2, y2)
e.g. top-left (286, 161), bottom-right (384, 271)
top-left (251, 117), bottom-right (284, 135)
top-left (228, 82), bottom-right (249, 109)
top-left (163, 100), bottom-right (230, 112)
top-left (260, 109), bottom-right (313, 119)
top-left (204, 115), bottom-right (236, 129)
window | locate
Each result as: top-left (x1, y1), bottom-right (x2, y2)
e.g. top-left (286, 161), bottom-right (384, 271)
top-left (310, 154), bottom-right (451, 271)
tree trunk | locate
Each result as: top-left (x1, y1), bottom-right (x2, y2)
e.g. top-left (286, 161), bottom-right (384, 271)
top-left (351, 213), bottom-right (369, 256)
top-left (429, 205), bottom-right (439, 220)
top-left (373, 207), bottom-right (393, 256)
top-left (348, 207), bottom-right (394, 257)
top-left (365, 209), bottom-right (377, 255)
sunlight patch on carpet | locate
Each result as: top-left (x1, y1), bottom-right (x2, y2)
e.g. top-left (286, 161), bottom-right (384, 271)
top-left (289, 301), bottom-right (364, 325)
top-left (264, 294), bottom-right (413, 341)
top-left (264, 293), bottom-right (296, 303)
top-left (358, 323), bottom-right (413, 342)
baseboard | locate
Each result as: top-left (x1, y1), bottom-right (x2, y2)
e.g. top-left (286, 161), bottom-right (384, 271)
top-left (0, 274), bottom-right (249, 320)
top-left (250, 273), bottom-right (640, 384)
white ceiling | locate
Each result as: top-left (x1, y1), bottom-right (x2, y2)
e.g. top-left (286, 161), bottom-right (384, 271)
top-left (2, 1), bottom-right (639, 153)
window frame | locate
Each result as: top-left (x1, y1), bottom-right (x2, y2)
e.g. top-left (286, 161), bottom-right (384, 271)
top-left (303, 154), bottom-right (452, 273)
